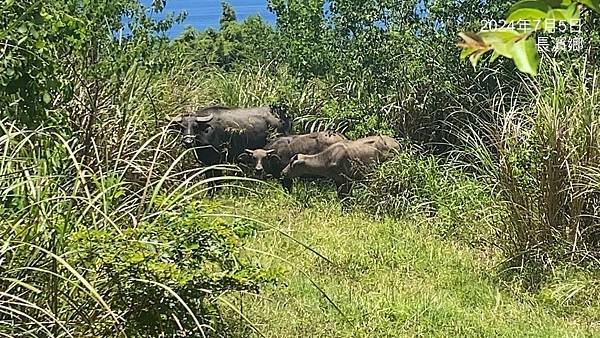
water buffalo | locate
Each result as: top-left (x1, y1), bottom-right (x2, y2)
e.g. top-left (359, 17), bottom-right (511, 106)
top-left (240, 131), bottom-right (347, 191)
top-left (166, 105), bottom-right (290, 187)
top-left (281, 135), bottom-right (400, 201)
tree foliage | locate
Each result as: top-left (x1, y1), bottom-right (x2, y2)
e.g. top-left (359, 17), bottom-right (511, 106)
top-left (0, 0), bottom-right (183, 128)
top-left (267, 0), bottom-right (512, 141)
top-left (220, 1), bottom-right (238, 28)
top-left (173, 12), bottom-right (278, 70)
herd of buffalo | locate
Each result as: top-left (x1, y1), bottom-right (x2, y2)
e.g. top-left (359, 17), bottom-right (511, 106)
top-left (166, 105), bottom-right (400, 200)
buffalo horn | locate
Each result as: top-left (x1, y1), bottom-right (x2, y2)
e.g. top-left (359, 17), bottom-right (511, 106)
top-left (195, 113), bottom-right (214, 122)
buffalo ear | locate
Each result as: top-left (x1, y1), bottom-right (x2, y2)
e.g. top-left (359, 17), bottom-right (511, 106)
top-left (237, 153), bottom-right (251, 162)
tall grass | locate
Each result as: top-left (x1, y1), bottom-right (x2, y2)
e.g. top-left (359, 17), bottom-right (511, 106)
top-left (451, 59), bottom-right (600, 284)
top-left (0, 115), bottom-right (210, 335)
top-left (0, 58), bottom-right (281, 335)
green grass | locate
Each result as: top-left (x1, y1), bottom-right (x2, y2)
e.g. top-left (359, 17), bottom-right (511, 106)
top-left (215, 183), bottom-right (600, 337)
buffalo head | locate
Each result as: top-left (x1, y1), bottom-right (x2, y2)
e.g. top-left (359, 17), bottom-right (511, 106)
top-left (281, 154), bottom-right (307, 178)
top-left (241, 148), bottom-right (280, 174)
top-left (166, 114), bottom-right (214, 147)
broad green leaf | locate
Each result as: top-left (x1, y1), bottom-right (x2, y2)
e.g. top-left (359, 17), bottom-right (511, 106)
top-left (507, 7), bottom-right (549, 23)
top-left (545, 3), bottom-right (580, 32)
top-left (509, 0), bottom-right (551, 15)
top-left (489, 40), bottom-right (515, 59)
top-left (480, 30), bottom-right (526, 58)
top-left (479, 30), bottom-right (524, 44)
top-left (546, 2), bottom-right (578, 20)
top-left (577, 0), bottom-right (600, 12)
top-left (510, 37), bottom-right (539, 76)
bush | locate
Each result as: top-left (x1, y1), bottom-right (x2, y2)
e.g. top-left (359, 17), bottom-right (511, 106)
top-left (356, 151), bottom-right (442, 217)
top-left (0, 118), bottom-right (275, 337)
top-left (66, 201), bottom-right (276, 337)
top-left (267, 0), bottom-right (515, 142)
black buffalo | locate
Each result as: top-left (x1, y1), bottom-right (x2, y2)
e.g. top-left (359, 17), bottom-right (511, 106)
top-left (166, 105), bottom-right (290, 186)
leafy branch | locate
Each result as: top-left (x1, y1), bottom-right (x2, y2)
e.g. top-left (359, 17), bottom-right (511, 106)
top-left (458, 0), bottom-right (599, 75)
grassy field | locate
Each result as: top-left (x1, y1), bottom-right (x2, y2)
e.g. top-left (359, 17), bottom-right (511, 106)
top-left (215, 183), bottom-right (600, 338)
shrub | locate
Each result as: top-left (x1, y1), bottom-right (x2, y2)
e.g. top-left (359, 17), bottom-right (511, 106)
top-left (0, 118), bottom-right (274, 337)
top-left (356, 151), bottom-right (443, 217)
top-left (66, 200), bottom-right (276, 337)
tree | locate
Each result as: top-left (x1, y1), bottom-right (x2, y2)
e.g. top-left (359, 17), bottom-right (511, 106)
top-left (0, 0), bottom-right (184, 128)
top-left (220, 2), bottom-right (237, 28)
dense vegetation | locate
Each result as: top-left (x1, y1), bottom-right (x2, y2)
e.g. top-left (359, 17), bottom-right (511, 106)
top-left (1, 0), bottom-right (600, 336)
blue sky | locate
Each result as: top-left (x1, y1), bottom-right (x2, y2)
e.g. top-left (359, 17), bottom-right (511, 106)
top-left (143, 0), bottom-right (276, 37)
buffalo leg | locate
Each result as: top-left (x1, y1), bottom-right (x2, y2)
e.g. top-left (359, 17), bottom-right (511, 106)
top-left (336, 180), bottom-right (353, 211)
top-left (204, 168), bottom-right (221, 196)
top-left (281, 177), bottom-right (293, 193)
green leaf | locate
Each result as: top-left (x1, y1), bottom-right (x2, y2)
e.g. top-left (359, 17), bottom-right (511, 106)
top-left (17, 25), bottom-right (27, 34)
top-left (510, 37), bottom-right (539, 76)
top-left (480, 30), bottom-right (524, 44)
top-left (577, 0), bottom-right (600, 12)
top-left (544, 3), bottom-right (580, 32)
top-left (509, 0), bottom-right (551, 15)
top-left (480, 30), bottom-right (525, 58)
top-left (546, 2), bottom-right (579, 20)
top-left (43, 92), bottom-right (51, 104)
top-left (507, 7), bottom-right (549, 23)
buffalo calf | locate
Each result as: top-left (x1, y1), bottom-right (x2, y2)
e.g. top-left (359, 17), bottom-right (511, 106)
top-left (281, 135), bottom-right (400, 201)
top-left (240, 131), bottom-right (347, 191)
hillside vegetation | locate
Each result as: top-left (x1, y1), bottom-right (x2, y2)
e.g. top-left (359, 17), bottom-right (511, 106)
top-left (1, 0), bottom-right (600, 337)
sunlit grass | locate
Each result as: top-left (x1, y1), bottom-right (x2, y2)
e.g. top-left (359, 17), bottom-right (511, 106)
top-left (216, 184), bottom-right (600, 337)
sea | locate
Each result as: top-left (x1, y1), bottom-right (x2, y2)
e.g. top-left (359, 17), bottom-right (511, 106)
top-left (143, 0), bottom-right (276, 37)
